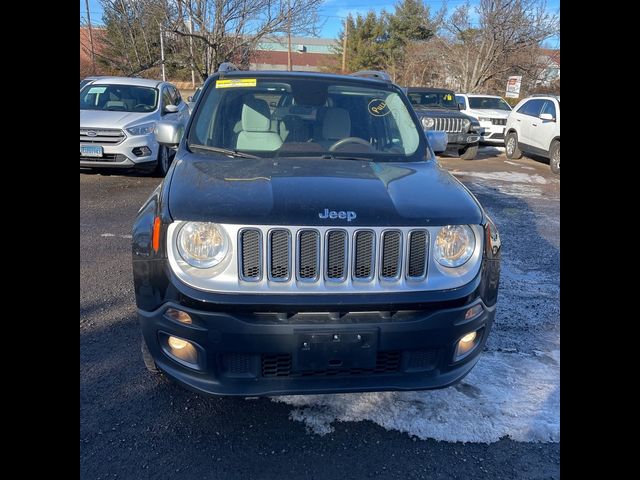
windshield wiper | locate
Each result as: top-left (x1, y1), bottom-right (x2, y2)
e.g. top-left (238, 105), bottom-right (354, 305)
top-left (188, 144), bottom-right (260, 159)
top-left (321, 154), bottom-right (373, 162)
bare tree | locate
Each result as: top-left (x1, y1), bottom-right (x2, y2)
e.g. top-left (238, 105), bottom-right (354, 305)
top-left (442, 0), bottom-right (559, 92)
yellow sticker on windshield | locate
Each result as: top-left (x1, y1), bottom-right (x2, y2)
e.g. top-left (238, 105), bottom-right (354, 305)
top-left (216, 78), bottom-right (257, 88)
top-left (444, 94), bottom-right (453, 101)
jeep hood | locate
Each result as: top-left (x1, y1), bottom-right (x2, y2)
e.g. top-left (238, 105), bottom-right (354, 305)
top-left (80, 109), bottom-right (156, 129)
top-left (167, 156), bottom-right (483, 226)
top-left (412, 107), bottom-right (469, 119)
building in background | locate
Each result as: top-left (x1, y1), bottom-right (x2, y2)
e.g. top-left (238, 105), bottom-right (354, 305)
top-left (250, 36), bottom-right (337, 71)
top-left (536, 48), bottom-right (560, 86)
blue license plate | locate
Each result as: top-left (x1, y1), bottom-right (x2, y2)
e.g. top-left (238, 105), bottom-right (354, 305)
top-left (80, 145), bottom-right (103, 157)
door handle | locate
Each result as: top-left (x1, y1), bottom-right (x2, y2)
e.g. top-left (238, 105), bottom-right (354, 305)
top-left (532, 123), bottom-right (538, 127)
top-left (516, 119), bottom-right (521, 122)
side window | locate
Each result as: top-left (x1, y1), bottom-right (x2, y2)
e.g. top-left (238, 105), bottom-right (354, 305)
top-left (540, 100), bottom-right (556, 118)
top-left (455, 95), bottom-right (466, 109)
top-left (162, 88), bottom-right (172, 110)
top-left (517, 99), bottom-right (544, 117)
top-left (171, 86), bottom-right (182, 106)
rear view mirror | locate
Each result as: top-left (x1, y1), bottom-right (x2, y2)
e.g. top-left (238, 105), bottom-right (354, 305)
top-left (426, 131), bottom-right (448, 154)
top-left (539, 113), bottom-right (555, 121)
top-left (187, 96), bottom-right (193, 102)
top-left (154, 120), bottom-right (184, 148)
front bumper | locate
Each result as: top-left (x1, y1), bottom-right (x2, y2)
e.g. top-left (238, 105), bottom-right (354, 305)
top-left (79, 132), bottom-right (159, 169)
top-left (445, 132), bottom-right (480, 147)
top-left (479, 124), bottom-right (505, 144)
top-left (138, 291), bottom-right (495, 397)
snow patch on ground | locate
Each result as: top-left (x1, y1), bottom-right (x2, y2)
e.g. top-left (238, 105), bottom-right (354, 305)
top-left (459, 171), bottom-right (548, 184)
top-left (274, 350), bottom-right (559, 443)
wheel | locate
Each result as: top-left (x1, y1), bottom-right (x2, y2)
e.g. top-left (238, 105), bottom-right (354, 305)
top-left (505, 132), bottom-right (522, 159)
top-left (458, 142), bottom-right (479, 160)
top-left (154, 145), bottom-right (172, 177)
top-left (549, 141), bottom-right (560, 174)
top-left (141, 336), bottom-right (159, 373)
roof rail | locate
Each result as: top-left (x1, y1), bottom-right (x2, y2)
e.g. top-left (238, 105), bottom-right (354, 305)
top-left (350, 70), bottom-right (392, 82)
top-left (217, 62), bottom-right (239, 73)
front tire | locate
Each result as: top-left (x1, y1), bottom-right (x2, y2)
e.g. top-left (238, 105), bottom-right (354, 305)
top-left (549, 141), bottom-right (560, 174)
top-left (154, 145), bottom-right (172, 177)
top-left (141, 336), bottom-right (159, 373)
top-left (505, 132), bottom-right (522, 159)
top-left (458, 142), bottom-right (479, 160)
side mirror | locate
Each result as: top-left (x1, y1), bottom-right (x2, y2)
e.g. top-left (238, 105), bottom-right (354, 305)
top-left (426, 130), bottom-right (448, 154)
top-left (154, 120), bottom-right (184, 148)
top-left (458, 104), bottom-right (463, 110)
top-left (163, 104), bottom-right (179, 115)
top-left (539, 113), bottom-right (555, 122)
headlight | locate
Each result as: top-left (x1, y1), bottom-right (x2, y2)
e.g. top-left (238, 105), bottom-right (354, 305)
top-left (126, 122), bottom-right (156, 136)
top-left (461, 118), bottom-right (471, 131)
top-left (434, 225), bottom-right (475, 267)
top-left (478, 117), bottom-right (492, 123)
top-left (177, 222), bottom-right (229, 269)
top-left (421, 117), bottom-right (435, 129)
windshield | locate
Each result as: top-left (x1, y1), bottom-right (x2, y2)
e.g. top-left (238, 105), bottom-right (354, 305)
top-left (80, 84), bottom-right (159, 112)
top-left (407, 91), bottom-right (458, 109)
top-left (468, 96), bottom-right (511, 111)
top-left (188, 76), bottom-right (424, 161)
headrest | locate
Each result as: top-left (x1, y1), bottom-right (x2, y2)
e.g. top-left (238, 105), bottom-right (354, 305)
top-left (241, 97), bottom-right (272, 132)
top-left (322, 108), bottom-right (351, 140)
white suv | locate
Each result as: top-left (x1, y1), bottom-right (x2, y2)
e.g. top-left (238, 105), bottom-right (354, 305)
top-left (504, 95), bottom-right (560, 174)
top-left (455, 94), bottom-right (512, 145)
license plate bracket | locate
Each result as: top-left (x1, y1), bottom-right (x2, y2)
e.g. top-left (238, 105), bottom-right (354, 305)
top-left (293, 330), bottom-right (378, 372)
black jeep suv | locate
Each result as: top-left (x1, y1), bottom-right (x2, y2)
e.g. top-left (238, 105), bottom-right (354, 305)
top-left (132, 69), bottom-right (501, 396)
top-left (407, 87), bottom-right (481, 160)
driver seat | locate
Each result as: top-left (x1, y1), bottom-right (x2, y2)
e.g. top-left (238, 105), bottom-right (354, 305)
top-left (318, 108), bottom-right (351, 148)
top-left (236, 97), bottom-right (283, 151)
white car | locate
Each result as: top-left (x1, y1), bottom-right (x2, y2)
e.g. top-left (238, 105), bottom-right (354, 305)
top-left (504, 95), bottom-right (560, 174)
top-left (455, 94), bottom-right (512, 145)
top-left (80, 77), bottom-right (190, 176)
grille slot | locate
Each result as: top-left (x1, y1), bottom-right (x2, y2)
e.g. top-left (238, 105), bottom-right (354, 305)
top-left (269, 230), bottom-right (291, 281)
top-left (381, 231), bottom-right (402, 279)
top-left (491, 118), bottom-right (507, 126)
top-left (407, 230), bottom-right (428, 279)
top-left (240, 229), bottom-right (262, 281)
top-left (353, 230), bottom-right (375, 280)
top-left (297, 230), bottom-right (320, 280)
top-left (326, 230), bottom-right (347, 280)
top-left (261, 351), bottom-right (402, 378)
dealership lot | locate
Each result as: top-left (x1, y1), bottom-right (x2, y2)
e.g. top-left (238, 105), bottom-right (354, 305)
top-left (80, 149), bottom-right (559, 478)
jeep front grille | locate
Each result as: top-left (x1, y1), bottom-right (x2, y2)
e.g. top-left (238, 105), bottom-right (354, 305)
top-left (433, 117), bottom-right (464, 133)
top-left (239, 227), bottom-right (430, 286)
top-left (79, 128), bottom-right (126, 145)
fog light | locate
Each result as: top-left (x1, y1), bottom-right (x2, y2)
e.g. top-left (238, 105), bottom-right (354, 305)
top-left (168, 336), bottom-right (189, 350)
top-left (454, 328), bottom-right (483, 361)
top-left (160, 332), bottom-right (201, 368)
top-left (464, 304), bottom-right (483, 320)
top-left (165, 308), bottom-right (192, 324)
top-left (460, 332), bottom-right (477, 343)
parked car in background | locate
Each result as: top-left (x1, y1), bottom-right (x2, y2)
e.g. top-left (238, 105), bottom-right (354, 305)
top-left (455, 94), bottom-right (511, 145)
top-left (187, 86), bottom-right (203, 113)
top-left (406, 87), bottom-right (481, 160)
top-left (132, 68), bottom-right (501, 397)
top-left (504, 95), bottom-right (560, 174)
top-left (80, 77), bottom-right (190, 176)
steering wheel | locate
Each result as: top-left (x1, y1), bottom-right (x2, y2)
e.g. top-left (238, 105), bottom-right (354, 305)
top-left (328, 137), bottom-right (374, 152)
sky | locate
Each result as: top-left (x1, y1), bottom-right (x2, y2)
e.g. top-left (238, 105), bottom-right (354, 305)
top-left (80, 0), bottom-right (559, 48)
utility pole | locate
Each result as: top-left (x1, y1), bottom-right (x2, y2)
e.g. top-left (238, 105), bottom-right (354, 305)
top-left (341, 18), bottom-right (348, 73)
top-left (287, 0), bottom-right (293, 71)
top-left (188, 8), bottom-right (196, 88)
top-left (85, 0), bottom-right (96, 75)
top-left (159, 28), bottom-right (166, 81)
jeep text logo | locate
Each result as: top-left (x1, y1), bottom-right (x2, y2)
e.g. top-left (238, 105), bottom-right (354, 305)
top-left (319, 208), bottom-right (357, 222)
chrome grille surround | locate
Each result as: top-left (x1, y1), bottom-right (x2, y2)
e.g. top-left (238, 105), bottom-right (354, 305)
top-left (80, 127), bottom-right (126, 145)
top-left (167, 223), bottom-right (484, 294)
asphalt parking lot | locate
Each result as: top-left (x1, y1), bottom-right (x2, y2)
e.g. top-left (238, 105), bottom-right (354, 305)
top-left (80, 148), bottom-right (559, 479)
